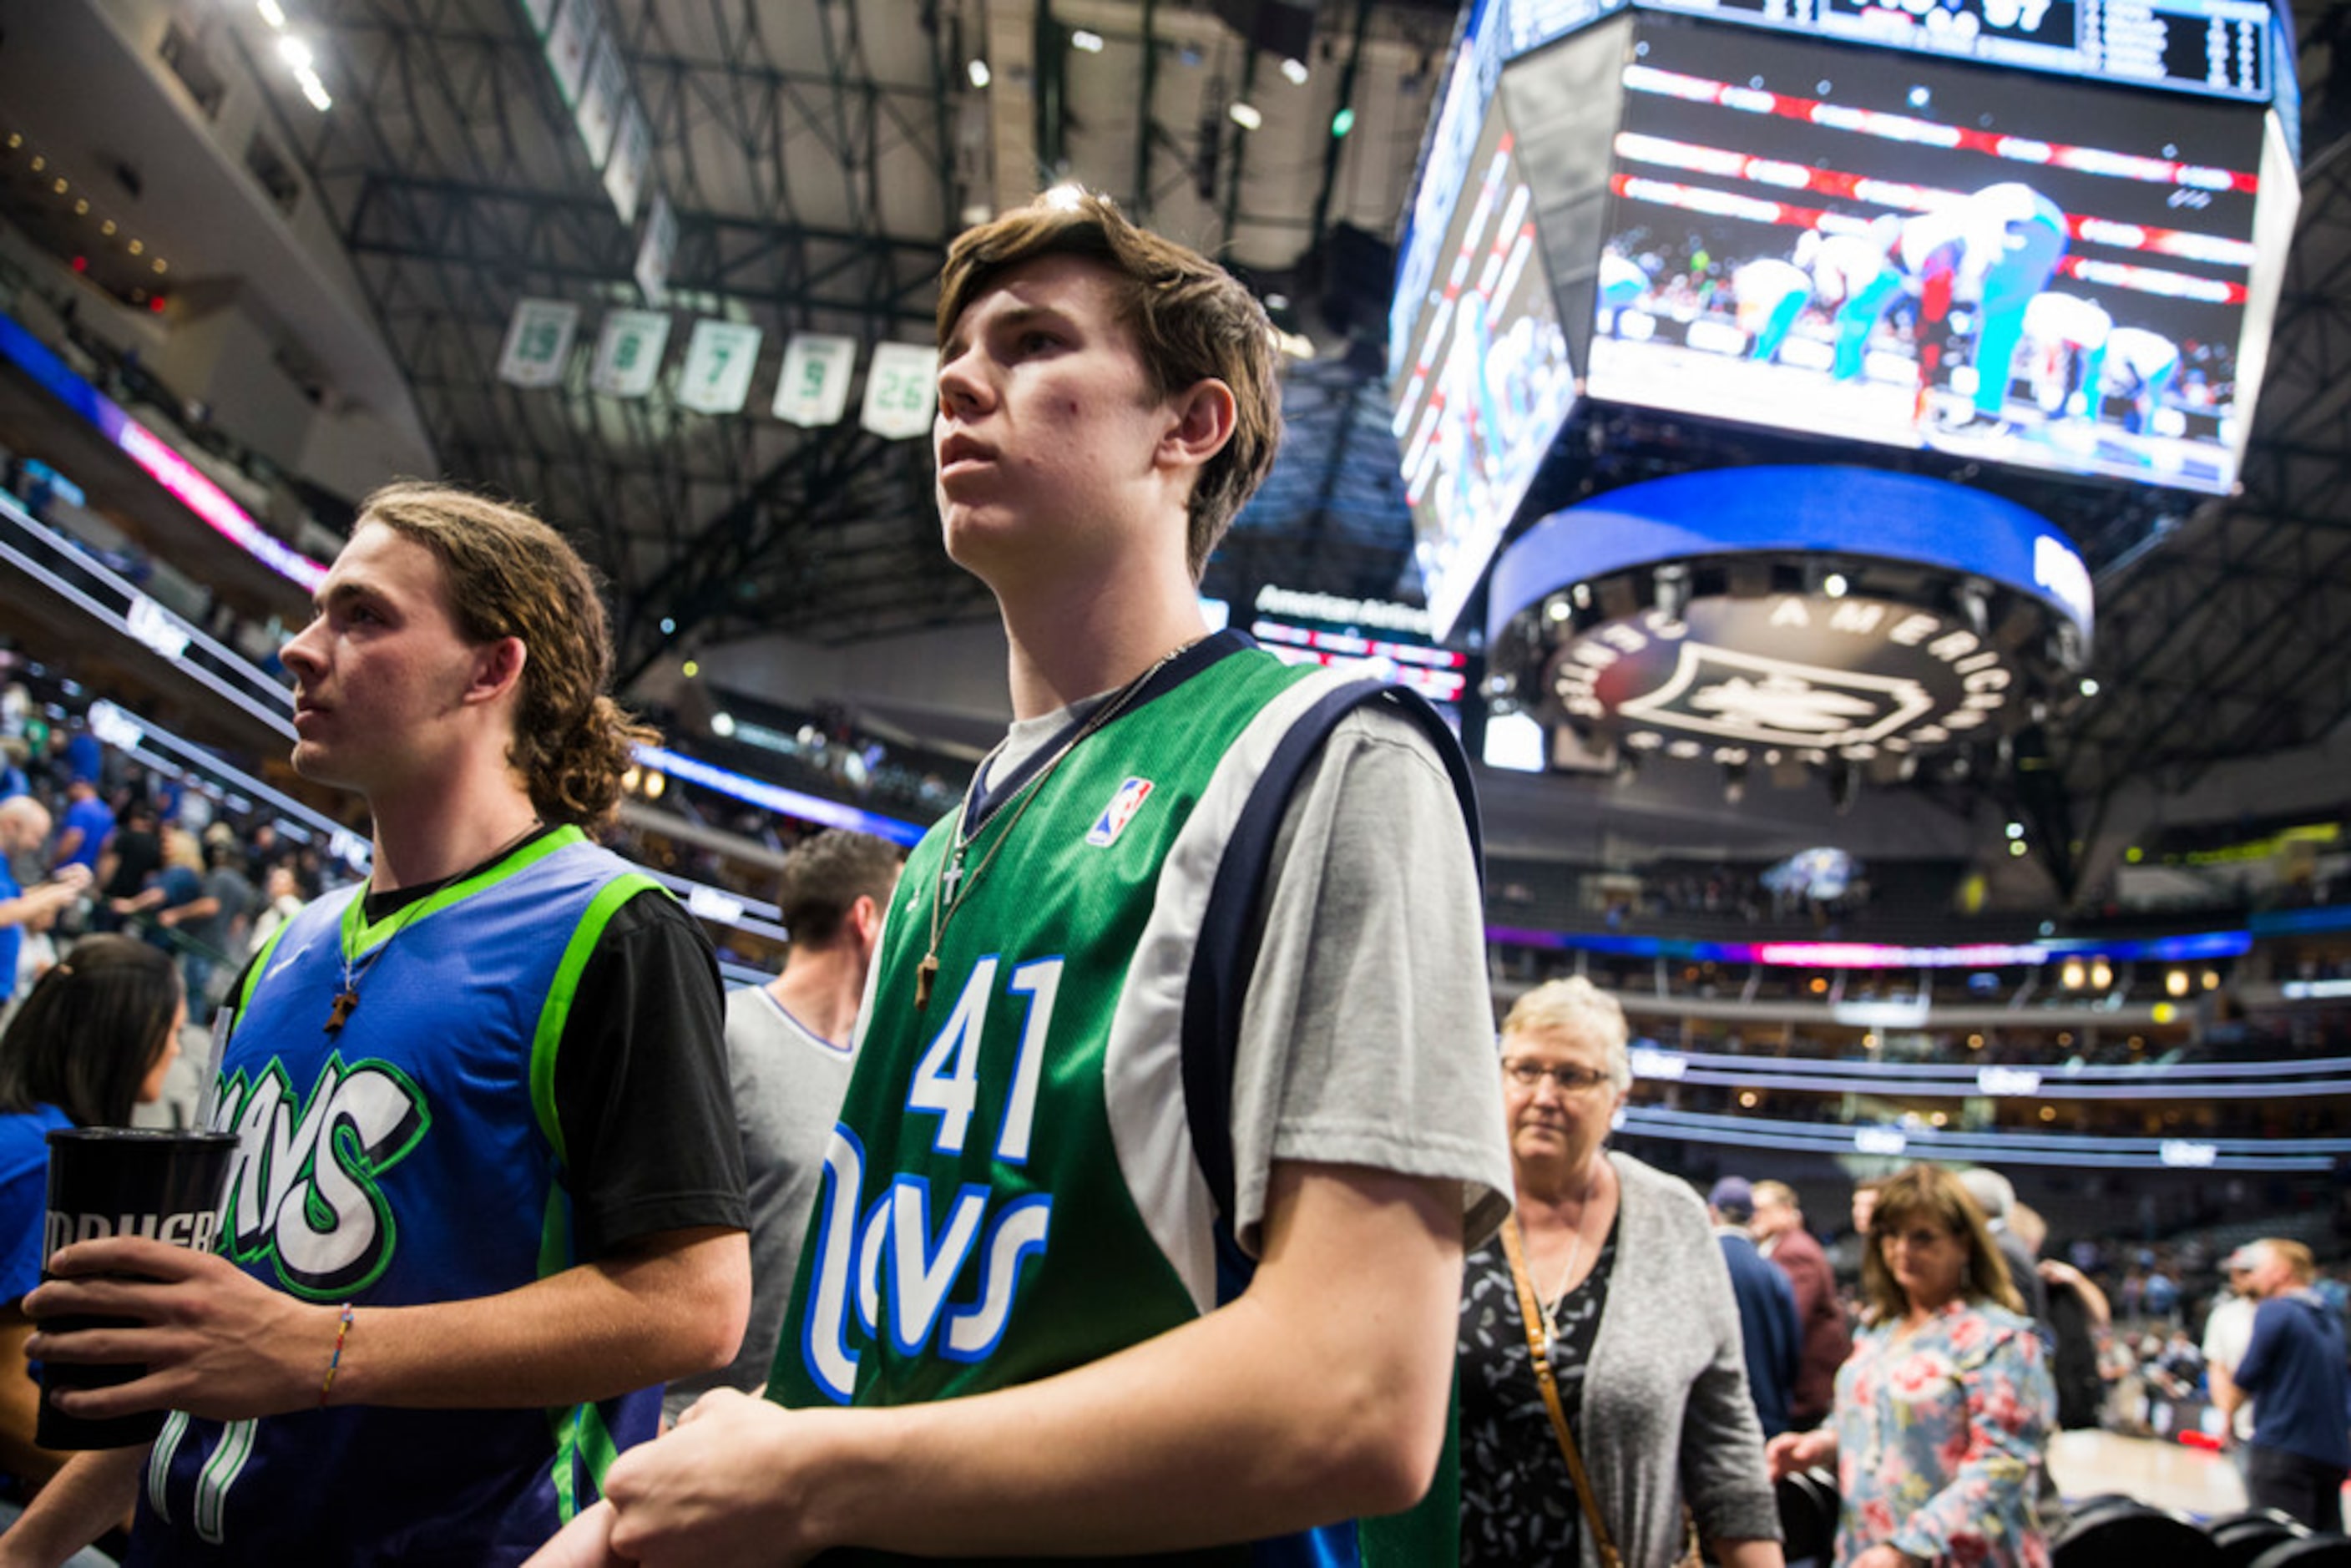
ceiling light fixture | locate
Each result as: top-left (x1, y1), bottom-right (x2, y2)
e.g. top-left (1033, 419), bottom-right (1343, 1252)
top-left (1228, 102), bottom-right (1262, 130)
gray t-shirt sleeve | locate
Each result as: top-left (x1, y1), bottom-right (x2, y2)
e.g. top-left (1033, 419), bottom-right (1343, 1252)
top-left (1226, 703), bottom-right (1514, 1257)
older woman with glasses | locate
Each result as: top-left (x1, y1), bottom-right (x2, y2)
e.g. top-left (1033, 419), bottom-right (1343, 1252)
top-left (1767, 1163), bottom-right (2055, 1568)
top-left (1459, 978), bottom-right (1783, 1567)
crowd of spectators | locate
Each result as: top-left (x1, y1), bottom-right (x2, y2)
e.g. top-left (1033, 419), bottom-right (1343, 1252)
top-left (0, 688), bottom-right (337, 1044)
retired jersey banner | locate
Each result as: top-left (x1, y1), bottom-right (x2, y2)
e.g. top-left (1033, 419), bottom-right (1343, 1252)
top-left (771, 334), bottom-right (858, 427)
top-left (498, 298), bottom-right (579, 388)
top-left (678, 320), bottom-right (763, 415)
top-left (859, 342), bottom-right (937, 440)
top-left (603, 103), bottom-right (650, 225)
top-left (574, 33), bottom-right (626, 169)
top-left (634, 194), bottom-right (675, 306)
top-left (589, 310), bottom-right (669, 398)
top-left (543, 0), bottom-right (596, 107)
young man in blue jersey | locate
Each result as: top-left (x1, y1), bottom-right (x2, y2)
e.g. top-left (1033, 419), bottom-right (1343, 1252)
top-left (532, 191), bottom-right (1512, 1568)
top-left (6, 484), bottom-right (750, 1566)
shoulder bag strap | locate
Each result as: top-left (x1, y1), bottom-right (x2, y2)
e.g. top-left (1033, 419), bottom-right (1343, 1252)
top-left (1500, 1217), bottom-right (1625, 1568)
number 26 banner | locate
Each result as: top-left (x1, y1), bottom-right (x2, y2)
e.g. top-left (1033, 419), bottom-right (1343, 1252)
top-left (860, 342), bottom-right (938, 442)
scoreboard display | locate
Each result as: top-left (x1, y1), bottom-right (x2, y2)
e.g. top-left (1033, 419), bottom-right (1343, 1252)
top-left (1571, 13), bottom-right (2291, 494)
top-left (1385, 0), bottom-right (2294, 637)
top-left (1505, 0), bottom-right (2274, 102)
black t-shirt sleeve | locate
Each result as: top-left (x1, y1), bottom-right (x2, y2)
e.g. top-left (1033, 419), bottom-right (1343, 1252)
top-left (551, 888), bottom-right (749, 1260)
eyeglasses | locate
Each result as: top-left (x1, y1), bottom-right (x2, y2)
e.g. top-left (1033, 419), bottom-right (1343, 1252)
top-left (1501, 1059), bottom-right (1613, 1093)
top-left (1881, 1227), bottom-right (1959, 1252)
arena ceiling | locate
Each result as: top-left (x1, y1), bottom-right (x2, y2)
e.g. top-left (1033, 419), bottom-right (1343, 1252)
top-left (24, 0), bottom-right (2351, 879)
top-left (199, 0), bottom-right (1464, 659)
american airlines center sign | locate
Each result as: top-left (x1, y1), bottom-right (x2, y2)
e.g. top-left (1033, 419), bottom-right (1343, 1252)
top-left (1546, 594), bottom-right (2016, 759)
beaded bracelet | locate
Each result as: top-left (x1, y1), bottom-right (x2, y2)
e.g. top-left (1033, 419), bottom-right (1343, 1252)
top-left (319, 1302), bottom-right (354, 1408)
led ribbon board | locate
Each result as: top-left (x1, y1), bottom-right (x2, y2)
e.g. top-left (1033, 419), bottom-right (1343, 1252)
top-left (0, 314), bottom-right (328, 592)
top-left (1484, 923), bottom-right (2252, 966)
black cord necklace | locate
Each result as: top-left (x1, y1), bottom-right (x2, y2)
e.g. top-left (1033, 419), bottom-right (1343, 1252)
top-left (915, 640), bottom-right (1195, 1009)
top-left (326, 818), bottom-right (544, 1034)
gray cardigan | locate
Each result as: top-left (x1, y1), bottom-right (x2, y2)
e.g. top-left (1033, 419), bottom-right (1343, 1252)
top-left (1575, 1151), bottom-right (1783, 1568)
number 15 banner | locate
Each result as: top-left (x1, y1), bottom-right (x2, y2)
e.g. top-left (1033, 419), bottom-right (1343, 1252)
top-left (860, 342), bottom-right (938, 441)
top-left (498, 298), bottom-right (579, 389)
top-left (771, 334), bottom-right (858, 427)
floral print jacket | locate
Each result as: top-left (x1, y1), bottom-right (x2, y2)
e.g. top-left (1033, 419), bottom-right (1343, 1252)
top-left (1833, 1298), bottom-right (2055, 1567)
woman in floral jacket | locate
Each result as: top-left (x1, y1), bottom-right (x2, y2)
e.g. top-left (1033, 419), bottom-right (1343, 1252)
top-left (1767, 1164), bottom-right (2055, 1568)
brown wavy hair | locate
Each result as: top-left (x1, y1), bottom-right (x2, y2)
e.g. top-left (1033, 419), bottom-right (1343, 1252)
top-left (937, 190), bottom-right (1282, 583)
top-left (357, 482), bottom-right (655, 830)
top-left (1858, 1163), bottom-right (2022, 1323)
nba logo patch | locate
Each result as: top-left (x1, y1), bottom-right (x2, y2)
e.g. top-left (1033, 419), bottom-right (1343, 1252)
top-left (1086, 776), bottom-right (1155, 847)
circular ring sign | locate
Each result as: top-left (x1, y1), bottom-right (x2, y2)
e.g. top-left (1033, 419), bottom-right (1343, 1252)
top-left (1545, 592), bottom-right (2016, 760)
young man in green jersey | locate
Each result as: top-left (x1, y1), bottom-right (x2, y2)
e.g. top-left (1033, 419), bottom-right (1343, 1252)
top-left (532, 191), bottom-right (1511, 1568)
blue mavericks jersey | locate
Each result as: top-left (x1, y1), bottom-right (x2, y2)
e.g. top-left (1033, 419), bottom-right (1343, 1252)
top-left (130, 829), bottom-right (662, 1567)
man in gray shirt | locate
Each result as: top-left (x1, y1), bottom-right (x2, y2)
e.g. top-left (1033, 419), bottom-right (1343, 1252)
top-left (661, 829), bottom-right (902, 1424)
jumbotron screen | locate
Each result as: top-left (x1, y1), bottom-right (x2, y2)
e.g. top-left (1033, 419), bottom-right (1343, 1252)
top-left (1389, 96), bottom-right (1580, 642)
top-left (1575, 16), bottom-right (2294, 493)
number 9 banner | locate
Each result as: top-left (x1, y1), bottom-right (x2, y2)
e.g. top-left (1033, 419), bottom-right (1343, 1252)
top-left (773, 333), bottom-right (860, 428)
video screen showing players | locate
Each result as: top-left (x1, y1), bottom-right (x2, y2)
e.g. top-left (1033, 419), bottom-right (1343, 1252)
top-left (1578, 14), bottom-right (2278, 494)
top-left (1390, 98), bottom-right (1581, 640)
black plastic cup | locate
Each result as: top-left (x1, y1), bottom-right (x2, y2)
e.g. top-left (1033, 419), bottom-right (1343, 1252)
top-left (36, 1126), bottom-right (239, 1449)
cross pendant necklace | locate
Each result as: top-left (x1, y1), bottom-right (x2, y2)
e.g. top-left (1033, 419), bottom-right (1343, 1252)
top-left (914, 637), bottom-right (1197, 1009)
top-left (914, 848), bottom-right (971, 1009)
top-left (327, 818), bottom-right (544, 1034)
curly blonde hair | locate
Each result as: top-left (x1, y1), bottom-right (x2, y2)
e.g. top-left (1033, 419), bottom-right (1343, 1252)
top-left (356, 483), bottom-right (655, 830)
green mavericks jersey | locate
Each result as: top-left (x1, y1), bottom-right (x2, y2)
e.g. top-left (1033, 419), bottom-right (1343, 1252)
top-left (771, 634), bottom-right (1463, 1567)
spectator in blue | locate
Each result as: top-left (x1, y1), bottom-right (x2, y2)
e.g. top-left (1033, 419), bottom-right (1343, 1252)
top-left (2143, 1262), bottom-right (2180, 1323)
top-left (0, 801), bottom-right (91, 1015)
top-left (58, 730), bottom-right (99, 791)
top-left (0, 745), bottom-right (25, 805)
top-left (2219, 1237), bottom-right (2351, 1532)
top-left (49, 781), bottom-right (110, 876)
top-left (1710, 1176), bottom-right (1802, 1438)
top-left (109, 828), bottom-right (211, 994)
top-left (0, 933), bottom-right (181, 1560)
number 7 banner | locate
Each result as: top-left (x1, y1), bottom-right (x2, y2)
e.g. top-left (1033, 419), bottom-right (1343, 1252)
top-left (677, 319), bottom-right (763, 415)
